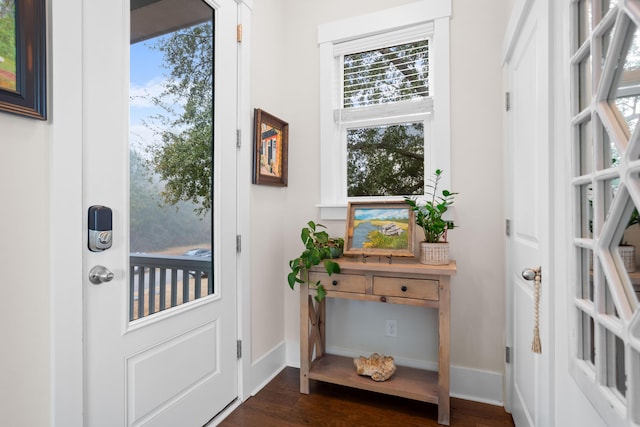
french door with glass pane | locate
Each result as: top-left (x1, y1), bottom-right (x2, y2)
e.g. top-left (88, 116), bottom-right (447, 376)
top-left (571, 1), bottom-right (640, 424)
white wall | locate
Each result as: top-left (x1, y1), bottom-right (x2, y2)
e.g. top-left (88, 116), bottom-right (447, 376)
top-left (249, 0), bottom-right (289, 363)
top-left (1, 2), bottom-right (84, 425)
top-left (0, 116), bottom-right (51, 425)
top-left (249, 0), bottom-right (421, 362)
top-left (449, 0), bottom-right (512, 373)
top-left (249, 0), bottom-right (514, 402)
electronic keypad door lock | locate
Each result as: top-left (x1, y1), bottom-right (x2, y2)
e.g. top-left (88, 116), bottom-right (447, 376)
top-left (88, 205), bottom-right (112, 252)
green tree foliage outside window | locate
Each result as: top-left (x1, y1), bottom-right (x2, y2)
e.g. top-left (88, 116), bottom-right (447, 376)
top-left (347, 123), bottom-right (424, 197)
top-left (145, 18), bottom-right (214, 217)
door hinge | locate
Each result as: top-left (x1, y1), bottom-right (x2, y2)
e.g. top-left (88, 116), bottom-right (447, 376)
top-left (236, 129), bottom-right (241, 148)
top-left (237, 340), bottom-right (242, 358)
top-left (506, 346), bottom-right (511, 364)
top-left (237, 24), bottom-right (243, 43)
top-left (236, 235), bottom-right (242, 253)
top-left (506, 219), bottom-right (511, 237)
top-left (505, 92), bottom-right (511, 111)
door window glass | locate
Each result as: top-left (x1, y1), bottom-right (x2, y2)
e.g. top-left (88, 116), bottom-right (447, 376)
top-left (129, 0), bottom-right (214, 320)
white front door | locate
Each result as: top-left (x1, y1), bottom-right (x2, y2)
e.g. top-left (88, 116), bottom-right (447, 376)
top-left (504, 0), bottom-right (553, 426)
top-left (82, 1), bottom-right (238, 425)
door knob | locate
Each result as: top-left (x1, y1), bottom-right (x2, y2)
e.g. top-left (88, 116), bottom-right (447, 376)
top-left (522, 267), bottom-right (541, 281)
top-left (521, 266), bottom-right (543, 354)
top-left (89, 265), bottom-right (115, 284)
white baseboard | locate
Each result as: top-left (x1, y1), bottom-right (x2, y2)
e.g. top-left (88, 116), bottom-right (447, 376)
top-left (285, 342), bottom-right (504, 406)
top-left (247, 340), bottom-right (287, 396)
top-left (450, 365), bottom-right (503, 406)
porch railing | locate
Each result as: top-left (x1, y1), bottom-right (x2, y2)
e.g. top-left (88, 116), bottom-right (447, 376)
top-left (129, 253), bottom-right (213, 321)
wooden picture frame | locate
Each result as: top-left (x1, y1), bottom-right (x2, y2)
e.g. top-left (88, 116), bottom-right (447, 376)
top-left (0, 0), bottom-right (47, 120)
top-left (344, 201), bottom-right (415, 257)
top-left (253, 108), bottom-right (288, 186)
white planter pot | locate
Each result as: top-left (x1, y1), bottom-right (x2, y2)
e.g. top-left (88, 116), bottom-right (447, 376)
top-left (419, 242), bottom-right (450, 265)
top-left (618, 245), bottom-right (636, 273)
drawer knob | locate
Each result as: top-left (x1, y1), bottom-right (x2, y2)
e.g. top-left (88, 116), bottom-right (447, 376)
top-left (332, 280), bottom-right (338, 286)
top-left (401, 285), bottom-right (408, 292)
top-left (380, 296), bottom-right (387, 303)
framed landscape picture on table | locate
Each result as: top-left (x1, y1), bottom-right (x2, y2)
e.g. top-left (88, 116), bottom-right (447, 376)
top-left (344, 201), bottom-right (415, 257)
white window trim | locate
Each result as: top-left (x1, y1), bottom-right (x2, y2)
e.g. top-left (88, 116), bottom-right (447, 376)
top-left (318, 0), bottom-right (452, 220)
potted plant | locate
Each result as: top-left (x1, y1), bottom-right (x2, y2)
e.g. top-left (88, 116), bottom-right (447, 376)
top-left (405, 169), bottom-right (457, 265)
top-left (288, 221), bottom-right (343, 302)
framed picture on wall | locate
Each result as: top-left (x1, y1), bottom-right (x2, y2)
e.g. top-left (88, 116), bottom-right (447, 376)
top-left (0, 0), bottom-right (47, 120)
top-left (344, 201), bottom-right (415, 257)
top-left (253, 108), bottom-right (288, 186)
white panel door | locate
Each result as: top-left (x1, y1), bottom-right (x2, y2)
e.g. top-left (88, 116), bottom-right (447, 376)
top-left (505, 0), bottom-right (552, 426)
top-left (82, 1), bottom-right (238, 426)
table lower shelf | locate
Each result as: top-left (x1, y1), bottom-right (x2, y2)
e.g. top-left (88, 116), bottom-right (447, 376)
top-left (307, 353), bottom-right (440, 404)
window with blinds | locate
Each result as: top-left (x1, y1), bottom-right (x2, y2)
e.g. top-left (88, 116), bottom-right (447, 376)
top-left (318, 3), bottom-right (451, 218)
top-left (343, 40), bottom-right (429, 108)
top-left (339, 39), bottom-right (430, 198)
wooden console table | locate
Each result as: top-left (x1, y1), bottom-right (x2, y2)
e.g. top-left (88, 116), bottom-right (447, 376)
top-left (299, 258), bottom-right (456, 425)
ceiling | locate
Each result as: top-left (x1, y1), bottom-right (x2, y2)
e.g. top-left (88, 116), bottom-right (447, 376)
top-left (130, 0), bottom-right (212, 44)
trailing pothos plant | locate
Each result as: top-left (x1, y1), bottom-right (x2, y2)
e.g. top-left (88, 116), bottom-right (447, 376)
top-left (405, 169), bottom-right (457, 243)
top-left (288, 221), bottom-right (343, 302)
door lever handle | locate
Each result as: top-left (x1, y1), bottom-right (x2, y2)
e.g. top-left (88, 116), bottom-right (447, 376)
top-left (89, 265), bottom-right (115, 285)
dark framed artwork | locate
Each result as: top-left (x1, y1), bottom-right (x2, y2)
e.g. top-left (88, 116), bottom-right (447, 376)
top-left (344, 201), bottom-right (415, 257)
top-left (0, 0), bottom-right (46, 120)
top-left (253, 108), bottom-right (288, 186)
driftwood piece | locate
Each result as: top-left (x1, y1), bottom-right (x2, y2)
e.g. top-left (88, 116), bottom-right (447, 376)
top-left (353, 353), bottom-right (396, 381)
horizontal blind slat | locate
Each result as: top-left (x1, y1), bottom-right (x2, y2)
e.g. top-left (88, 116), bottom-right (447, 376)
top-left (344, 60), bottom-right (428, 79)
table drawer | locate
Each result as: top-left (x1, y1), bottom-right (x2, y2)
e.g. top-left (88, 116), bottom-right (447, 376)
top-left (373, 276), bottom-right (439, 301)
top-left (308, 272), bottom-right (366, 293)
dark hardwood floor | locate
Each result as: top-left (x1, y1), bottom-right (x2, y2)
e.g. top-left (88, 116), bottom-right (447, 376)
top-left (219, 367), bottom-right (515, 427)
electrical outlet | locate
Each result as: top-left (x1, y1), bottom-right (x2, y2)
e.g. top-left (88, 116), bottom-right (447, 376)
top-left (386, 320), bottom-right (397, 337)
